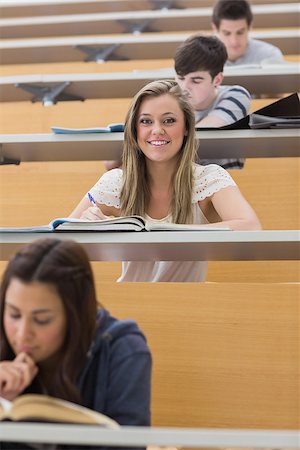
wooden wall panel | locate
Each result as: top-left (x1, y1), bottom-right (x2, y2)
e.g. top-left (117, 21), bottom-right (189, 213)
top-left (97, 282), bottom-right (300, 429)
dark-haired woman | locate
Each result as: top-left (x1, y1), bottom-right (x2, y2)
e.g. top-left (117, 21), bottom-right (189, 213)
top-left (0, 238), bottom-right (151, 447)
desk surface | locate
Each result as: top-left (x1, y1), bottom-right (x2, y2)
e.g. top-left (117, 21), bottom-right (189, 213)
top-left (0, 64), bottom-right (299, 101)
top-left (1, 0), bottom-right (298, 18)
top-left (0, 129), bottom-right (299, 163)
top-left (0, 4), bottom-right (299, 38)
top-left (1, 29), bottom-right (298, 64)
top-left (0, 423), bottom-right (299, 448)
top-left (0, 1), bottom-right (213, 17)
top-left (0, 230), bottom-right (299, 261)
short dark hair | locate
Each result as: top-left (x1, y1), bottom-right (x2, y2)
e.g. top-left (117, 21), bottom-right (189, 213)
top-left (174, 34), bottom-right (227, 78)
top-left (212, 0), bottom-right (253, 28)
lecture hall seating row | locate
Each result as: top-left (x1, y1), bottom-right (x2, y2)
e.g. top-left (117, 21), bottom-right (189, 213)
top-left (1, 29), bottom-right (299, 65)
top-left (1, 128), bottom-right (299, 161)
top-left (0, 3), bottom-right (299, 39)
top-left (0, 0), bottom-right (298, 284)
top-left (1, 64), bottom-right (299, 103)
top-left (2, 0), bottom-right (299, 18)
top-left (0, 0), bottom-right (299, 440)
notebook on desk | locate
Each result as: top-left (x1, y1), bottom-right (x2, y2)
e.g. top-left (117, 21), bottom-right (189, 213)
top-left (51, 123), bottom-right (124, 134)
top-left (199, 93), bottom-right (300, 131)
top-left (0, 216), bottom-right (231, 233)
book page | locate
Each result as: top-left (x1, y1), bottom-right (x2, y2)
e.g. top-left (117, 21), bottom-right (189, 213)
top-left (0, 396), bottom-right (12, 416)
top-left (54, 215), bottom-right (146, 232)
top-left (0, 216), bottom-right (147, 233)
top-left (10, 394), bottom-right (119, 428)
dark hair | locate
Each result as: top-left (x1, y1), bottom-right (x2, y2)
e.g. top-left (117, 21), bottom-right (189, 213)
top-left (174, 34), bottom-right (227, 79)
top-left (212, 0), bottom-right (253, 28)
top-left (0, 238), bottom-right (98, 404)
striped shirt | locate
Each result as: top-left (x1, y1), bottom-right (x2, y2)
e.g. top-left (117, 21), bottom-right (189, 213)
top-left (195, 85), bottom-right (251, 170)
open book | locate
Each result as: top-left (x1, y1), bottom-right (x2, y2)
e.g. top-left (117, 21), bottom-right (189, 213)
top-left (0, 216), bottom-right (230, 232)
top-left (0, 394), bottom-right (119, 427)
top-left (51, 123), bottom-right (124, 134)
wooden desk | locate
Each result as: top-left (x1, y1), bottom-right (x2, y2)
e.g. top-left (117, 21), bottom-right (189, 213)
top-left (0, 129), bottom-right (299, 163)
top-left (0, 1), bottom-right (212, 17)
top-left (1, 29), bottom-right (298, 65)
top-left (0, 4), bottom-right (299, 39)
top-left (0, 230), bottom-right (299, 261)
top-left (0, 423), bottom-right (299, 448)
top-left (2, 0), bottom-right (299, 18)
top-left (0, 64), bottom-right (299, 101)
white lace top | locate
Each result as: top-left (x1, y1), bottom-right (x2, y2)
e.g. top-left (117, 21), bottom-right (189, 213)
top-left (88, 164), bottom-right (236, 282)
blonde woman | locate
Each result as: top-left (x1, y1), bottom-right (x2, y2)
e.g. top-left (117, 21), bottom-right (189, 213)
top-left (70, 80), bottom-right (261, 282)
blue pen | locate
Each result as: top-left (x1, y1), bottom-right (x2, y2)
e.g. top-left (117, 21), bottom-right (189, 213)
top-left (88, 192), bottom-right (97, 207)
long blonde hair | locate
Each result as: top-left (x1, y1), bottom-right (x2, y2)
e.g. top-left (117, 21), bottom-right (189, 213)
top-left (120, 79), bottom-right (196, 224)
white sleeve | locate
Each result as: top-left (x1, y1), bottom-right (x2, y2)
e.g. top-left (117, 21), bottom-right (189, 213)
top-left (192, 164), bottom-right (236, 202)
top-left (87, 168), bottom-right (123, 208)
top-left (261, 46), bottom-right (284, 64)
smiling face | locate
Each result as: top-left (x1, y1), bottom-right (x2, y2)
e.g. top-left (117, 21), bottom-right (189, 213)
top-left (175, 71), bottom-right (223, 112)
top-left (214, 18), bottom-right (250, 62)
top-left (136, 93), bottom-right (187, 164)
top-left (4, 278), bottom-right (67, 365)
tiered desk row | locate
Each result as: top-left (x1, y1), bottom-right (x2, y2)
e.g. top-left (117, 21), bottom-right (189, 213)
top-left (0, 1), bottom-right (299, 448)
top-left (0, 3), bottom-right (299, 38)
top-left (1, 129), bottom-right (299, 162)
top-left (1, 64), bottom-right (300, 102)
top-left (1, 29), bottom-right (299, 65)
top-left (1, 0), bottom-right (299, 17)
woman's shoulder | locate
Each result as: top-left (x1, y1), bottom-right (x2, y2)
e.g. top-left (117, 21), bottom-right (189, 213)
top-left (99, 168), bottom-right (123, 185)
top-left (96, 309), bottom-right (150, 355)
top-left (90, 168), bottom-right (123, 207)
top-left (192, 163), bottom-right (236, 202)
top-left (193, 162), bottom-right (235, 182)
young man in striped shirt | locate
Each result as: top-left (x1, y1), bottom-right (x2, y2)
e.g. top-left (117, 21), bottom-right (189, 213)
top-left (174, 34), bottom-right (250, 169)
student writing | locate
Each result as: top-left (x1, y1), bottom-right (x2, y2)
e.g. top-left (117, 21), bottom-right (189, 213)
top-left (70, 80), bottom-right (261, 283)
top-left (0, 238), bottom-right (151, 448)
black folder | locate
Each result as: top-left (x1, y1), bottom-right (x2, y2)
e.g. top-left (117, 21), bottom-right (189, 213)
top-left (220, 93), bottom-right (300, 130)
top-left (195, 93), bottom-right (300, 131)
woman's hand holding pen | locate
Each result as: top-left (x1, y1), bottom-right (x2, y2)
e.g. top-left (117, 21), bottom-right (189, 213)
top-left (80, 206), bottom-right (110, 221)
top-left (0, 352), bottom-right (38, 401)
top-left (80, 192), bottom-right (111, 221)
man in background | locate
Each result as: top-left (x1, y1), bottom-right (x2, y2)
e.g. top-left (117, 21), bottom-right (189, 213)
top-left (212, 0), bottom-right (285, 66)
top-left (175, 34), bottom-right (250, 169)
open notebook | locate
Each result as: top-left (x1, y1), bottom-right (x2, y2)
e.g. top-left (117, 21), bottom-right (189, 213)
top-left (51, 123), bottom-right (124, 134)
top-left (0, 216), bottom-right (230, 232)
